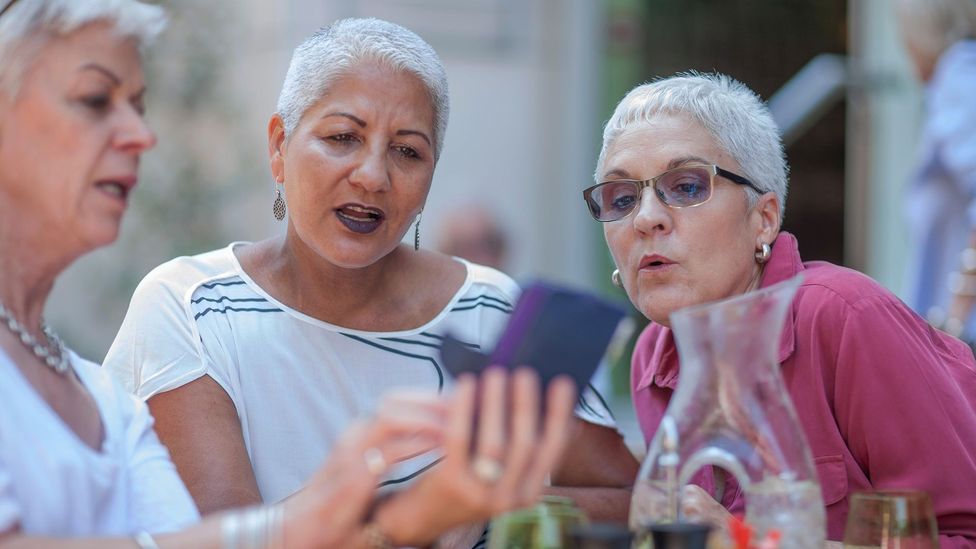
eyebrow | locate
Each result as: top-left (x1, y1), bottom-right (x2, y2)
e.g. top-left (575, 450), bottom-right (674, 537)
top-left (323, 112), bottom-right (432, 146)
top-left (602, 155), bottom-right (714, 181)
top-left (80, 63), bottom-right (121, 86)
top-left (666, 155), bottom-right (712, 169)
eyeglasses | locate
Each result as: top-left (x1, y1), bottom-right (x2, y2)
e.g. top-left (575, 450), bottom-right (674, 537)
top-left (582, 164), bottom-right (763, 222)
top-left (0, 0), bottom-right (20, 18)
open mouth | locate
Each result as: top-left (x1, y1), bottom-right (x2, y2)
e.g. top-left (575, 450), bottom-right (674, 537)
top-left (640, 255), bottom-right (675, 271)
top-left (95, 180), bottom-right (132, 201)
top-left (336, 204), bottom-right (385, 234)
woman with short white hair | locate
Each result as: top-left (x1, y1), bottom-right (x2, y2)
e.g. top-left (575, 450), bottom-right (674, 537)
top-left (104, 14), bottom-right (636, 547)
top-left (0, 1), bottom-right (575, 547)
top-left (585, 72), bottom-right (976, 544)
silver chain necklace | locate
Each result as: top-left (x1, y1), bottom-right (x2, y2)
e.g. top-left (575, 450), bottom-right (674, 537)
top-left (0, 302), bottom-right (71, 374)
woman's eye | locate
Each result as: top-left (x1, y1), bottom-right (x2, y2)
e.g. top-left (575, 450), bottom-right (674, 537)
top-left (82, 95), bottom-right (111, 112)
top-left (394, 145), bottom-right (420, 160)
top-left (671, 178), bottom-right (706, 197)
top-left (610, 194), bottom-right (636, 211)
top-left (328, 133), bottom-right (358, 144)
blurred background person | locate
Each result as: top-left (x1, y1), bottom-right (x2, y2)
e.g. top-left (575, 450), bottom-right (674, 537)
top-left (894, 0), bottom-right (976, 340)
top-left (437, 204), bottom-right (509, 271)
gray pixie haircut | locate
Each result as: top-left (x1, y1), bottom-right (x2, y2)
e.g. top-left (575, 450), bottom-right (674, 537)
top-left (596, 72), bottom-right (789, 219)
top-left (276, 18), bottom-right (450, 160)
top-left (0, 0), bottom-right (166, 96)
top-left (895, 0), bottom-right (976, 60)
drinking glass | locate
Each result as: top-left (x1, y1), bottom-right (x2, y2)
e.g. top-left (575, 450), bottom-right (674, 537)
top-left (843, 491), bottom-right (938, 549)
top-left (488, 496), bottom-right (587, 549)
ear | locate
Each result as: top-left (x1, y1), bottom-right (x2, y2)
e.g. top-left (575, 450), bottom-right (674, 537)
top-left (268, 114), bottom-right (287, 182)
top-left (752, 192), bottom-right (781, 247)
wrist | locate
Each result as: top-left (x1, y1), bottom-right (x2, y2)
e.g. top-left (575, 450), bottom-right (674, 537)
top-left (373, 493), bottom-right (431, 547)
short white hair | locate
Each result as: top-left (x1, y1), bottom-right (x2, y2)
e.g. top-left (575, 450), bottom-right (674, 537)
top-left (596, 72), bottom-right (789, 219)
top-left (276, 18), bottom-right (450, 160)
top-left (0, 0), bottom-right (166, 96)
top-left (895, 0), bottom-right (976, 60)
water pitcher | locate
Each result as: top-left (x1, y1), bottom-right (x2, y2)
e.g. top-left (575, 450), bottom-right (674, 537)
top-left (630, 276), bottom-right (825, 548)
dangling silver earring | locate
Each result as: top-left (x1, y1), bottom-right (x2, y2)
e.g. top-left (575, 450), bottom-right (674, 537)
top-left (611, 268), bottom-right (622, 287)
top-left (414, 210), bottom-right (423, 251)
top-left (273, 182), bottom-right (286, 221)
top-left (755, 242), bottom-right (771, 264)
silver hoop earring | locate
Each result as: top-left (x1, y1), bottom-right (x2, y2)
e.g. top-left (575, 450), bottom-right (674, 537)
top-left (273, 187), bottom-right (286, 221)
top-left (755, 242), bottom-right (771, 264)
top-left (414, 211), bottom-right (422, 251)
top-left (611, 269), bottom-right (622, 287)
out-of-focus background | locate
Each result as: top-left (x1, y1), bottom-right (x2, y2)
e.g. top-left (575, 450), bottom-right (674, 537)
top-left (50, 0), bottom-right (921, 426)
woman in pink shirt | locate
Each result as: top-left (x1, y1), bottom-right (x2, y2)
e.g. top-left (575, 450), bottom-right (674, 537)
top-left (582, 72), bottom-right (976, 545)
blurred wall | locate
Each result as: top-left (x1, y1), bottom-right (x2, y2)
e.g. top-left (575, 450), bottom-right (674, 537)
top-left (847, 0), bottom-right (924, 295)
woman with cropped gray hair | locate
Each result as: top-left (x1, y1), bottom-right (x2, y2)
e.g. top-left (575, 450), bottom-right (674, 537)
top-left (105, 15), bottom-right (634, 547)
top-left (584, 72), bottom-right (976, 543)
top-left (0, 1), bottom-right (576, 546)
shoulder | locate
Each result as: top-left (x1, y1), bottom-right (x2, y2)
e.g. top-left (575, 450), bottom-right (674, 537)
top-left (791, 261), bottom-right (970, 360)
top-left (134, 245), bottom-right (240, 298)
top-left (795, 260), bottom-right (897, 311)
top-left (456, 259), bottom-right (520, 310)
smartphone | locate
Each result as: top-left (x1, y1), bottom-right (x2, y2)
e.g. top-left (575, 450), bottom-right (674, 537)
top-left (440, 280), bottom-right (628, 395)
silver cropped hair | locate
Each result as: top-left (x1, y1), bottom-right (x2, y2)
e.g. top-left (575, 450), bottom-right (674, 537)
top-left (276, 18), bottom-right (450, 160)
top-left (596, 72), bottom-right (789, 220)
top-left (0, 0), bottom-right (166, 96)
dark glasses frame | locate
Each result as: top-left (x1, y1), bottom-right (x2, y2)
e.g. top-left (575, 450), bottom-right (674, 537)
top-left (0, 0), bottom-right (19, 18)
top-left (582, 163), bottom-right (764, 222)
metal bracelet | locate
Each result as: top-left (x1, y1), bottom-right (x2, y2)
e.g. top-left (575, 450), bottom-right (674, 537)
top-left (134, 531), bottom-right (161, 549)
top-left (221, 505), bottom-right (285, 549)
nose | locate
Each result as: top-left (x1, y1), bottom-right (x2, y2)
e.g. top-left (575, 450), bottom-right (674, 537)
top-left (348, 145), bottom-right (391, 193)
top-left (631, 185), bottom-right (672, 235)
top-left (113, 105), bottom-right (156, 153)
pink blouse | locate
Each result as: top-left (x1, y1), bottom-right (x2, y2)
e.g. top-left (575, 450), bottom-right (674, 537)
top-left (631, 232), bottom-right (976, 546)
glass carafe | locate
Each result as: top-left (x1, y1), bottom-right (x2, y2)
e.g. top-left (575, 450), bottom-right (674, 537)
top-left (630, 276), bottom-right (825, 549)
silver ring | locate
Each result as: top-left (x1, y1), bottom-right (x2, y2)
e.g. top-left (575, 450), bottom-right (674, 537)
top-left (472, 455), bottom-right (504, 483)
top-left (364, 447), bottom-right (387, 475)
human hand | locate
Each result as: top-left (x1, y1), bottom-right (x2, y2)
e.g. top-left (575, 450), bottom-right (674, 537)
top-left (282, 391), bottom-right (449, 548)
top-left (372, 367), bottom-right (577, 546)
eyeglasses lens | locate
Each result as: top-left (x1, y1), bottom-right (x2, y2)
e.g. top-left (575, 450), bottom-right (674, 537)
top-left (586, 167), bottom-right (713, 221)
top-left (658, 166), bottom-right (712, 207)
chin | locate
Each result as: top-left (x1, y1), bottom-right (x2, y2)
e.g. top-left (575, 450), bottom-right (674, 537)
top-left (636, 291), bottom-right (697, 327)
top-left (323, 243), bottom-right (398, 270)
top-left (81, 221), bottom-right (123, 252)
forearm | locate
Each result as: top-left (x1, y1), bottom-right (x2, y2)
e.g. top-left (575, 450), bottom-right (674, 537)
top-left (544, 486), bottom-right (632, 523)
top-left (0, 517), bottom-right (224, 549)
